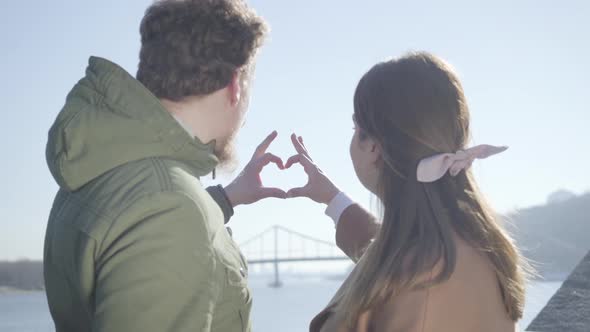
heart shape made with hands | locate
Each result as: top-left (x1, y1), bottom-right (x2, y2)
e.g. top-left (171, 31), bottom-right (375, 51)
top-left (255, 131), bottom-right (318, 198)
top-left (259, 155), bottom-right (308, 195)
top-left (226, 132), bottom-right (334, 206)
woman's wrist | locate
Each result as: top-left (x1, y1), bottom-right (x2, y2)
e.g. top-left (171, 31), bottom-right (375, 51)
top-left (320, 185), bottom-right (341, 205)
top-left (325, 191), bottom-right (355, 226)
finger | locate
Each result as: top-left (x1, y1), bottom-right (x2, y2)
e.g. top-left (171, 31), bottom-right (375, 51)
top-left (256, 153), bottom-right (284, 170)
top-left (284, 155), bottom-right (299, 169)
top-left (253, 131), bottom-right (278, 159)
top-left (258, 187), bottom-right (287, 200)
top-left (284, 154), bottom-right (314, 171)
top-left (286, 186), bottom-right (309, 198)
top-left (290, 133), bottom-right (312, 159)
top-left (297, 136), bottom-right (312, 158)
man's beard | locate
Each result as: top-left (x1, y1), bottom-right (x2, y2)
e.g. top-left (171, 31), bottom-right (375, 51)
top-left (215, 71), bottom-right (252, 173)
top-left (215, 132), bottom-right (239, 173)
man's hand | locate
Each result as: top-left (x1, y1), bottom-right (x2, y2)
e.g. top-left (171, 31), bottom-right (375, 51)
top-left (285, 133), bottom-right (340, 205)
top-left (224, 131), bottom-right (287, 207)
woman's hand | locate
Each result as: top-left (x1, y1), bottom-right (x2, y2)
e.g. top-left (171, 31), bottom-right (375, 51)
top-left (224, 131), bottom-right (287, 207)
top-left (285, 133), bottom-right (340, 205)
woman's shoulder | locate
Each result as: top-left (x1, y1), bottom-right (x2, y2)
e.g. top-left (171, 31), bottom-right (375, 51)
top-left (373, 235), bottom-right (514, 332)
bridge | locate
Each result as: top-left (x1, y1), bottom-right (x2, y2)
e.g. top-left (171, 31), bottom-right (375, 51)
top-left (239, 225), bottom-right (349, 287)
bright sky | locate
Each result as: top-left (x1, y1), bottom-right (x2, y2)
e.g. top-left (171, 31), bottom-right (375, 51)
top-left (0, 0), bottom-right (588, 261)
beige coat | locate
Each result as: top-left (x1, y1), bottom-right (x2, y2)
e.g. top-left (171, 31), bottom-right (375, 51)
top-left (310, 204), bottom-right (517, 332)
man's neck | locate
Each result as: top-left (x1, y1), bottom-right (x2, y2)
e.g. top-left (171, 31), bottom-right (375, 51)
top-left (160, 97), bottom-right (219, 145)
top-left (172, 115), bottom-right (194, 138)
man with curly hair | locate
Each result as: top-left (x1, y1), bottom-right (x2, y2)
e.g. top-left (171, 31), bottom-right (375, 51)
top-left (44, 1), bottom-right (283, 331)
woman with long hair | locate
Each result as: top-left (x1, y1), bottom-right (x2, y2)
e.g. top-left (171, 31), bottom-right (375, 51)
top-left (285, 51), bottom-right (529, 331)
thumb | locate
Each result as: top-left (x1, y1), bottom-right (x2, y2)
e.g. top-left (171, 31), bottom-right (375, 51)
top-left (286, 186), bottom-right (309, 199)
top-left (258, 187), bottom-right (287, 200)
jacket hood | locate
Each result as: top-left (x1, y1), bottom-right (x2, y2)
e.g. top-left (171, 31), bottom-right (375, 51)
top-left (46, 57), bottom-right (218, 191)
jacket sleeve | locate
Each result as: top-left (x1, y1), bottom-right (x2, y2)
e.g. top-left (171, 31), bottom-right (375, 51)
top-left (92, 192), bottom-right (222, 332)
top-left (206, 185), bottom-right (234, 224)
top-left (335, 204), bottom-right (380, 262)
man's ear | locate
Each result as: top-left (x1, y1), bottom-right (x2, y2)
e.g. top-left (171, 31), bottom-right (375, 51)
top-left (228, 71), bottom-right (241, 107)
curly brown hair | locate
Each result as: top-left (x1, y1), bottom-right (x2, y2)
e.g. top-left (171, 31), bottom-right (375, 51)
top-left (136, 0), bottom-right (268, 101)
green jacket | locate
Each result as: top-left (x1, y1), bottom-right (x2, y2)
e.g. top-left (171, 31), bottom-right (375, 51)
top-left (44, 57), bottom-right (251, 332)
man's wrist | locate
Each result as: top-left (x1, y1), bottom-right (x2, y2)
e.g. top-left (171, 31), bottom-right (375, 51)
top-left (206, 185), bottom-right (235, 224)
top-left (223, 183), bottom-right (240, 208)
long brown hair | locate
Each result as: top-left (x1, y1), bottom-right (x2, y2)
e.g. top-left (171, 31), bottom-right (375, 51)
top-left (341, 52), bottom-right (528, 326)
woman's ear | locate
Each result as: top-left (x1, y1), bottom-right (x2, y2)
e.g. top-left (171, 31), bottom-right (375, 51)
top-left (368, 139), bottom-right (382, 165)
top-left (228, 71), bottom-right (241, 107)
top-left (359, 135), bottom-right (381, 164)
